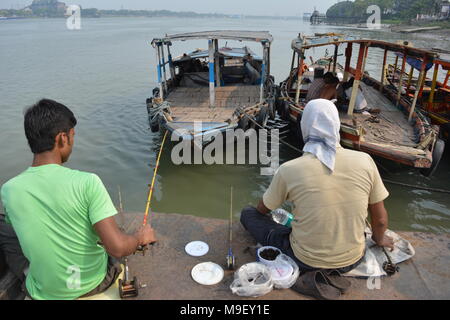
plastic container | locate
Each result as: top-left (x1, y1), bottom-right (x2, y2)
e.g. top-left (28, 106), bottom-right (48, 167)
top-left (271, 254), bottom-right (300, 289)
top-left (257, 246), bottom-right (282, 267)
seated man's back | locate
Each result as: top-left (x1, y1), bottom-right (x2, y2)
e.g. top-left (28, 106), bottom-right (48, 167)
top-left (263, 147), bottom-right (388, 269)
top-left (1, 164), bottom-right (117, 299)
top-left (305, 78), bottom-right (325, 102)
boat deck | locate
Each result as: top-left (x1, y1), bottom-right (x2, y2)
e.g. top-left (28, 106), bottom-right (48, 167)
top-left (167, 85), bottom-right (260, 122)
top-left (340, 82), bottom-right (417, 148)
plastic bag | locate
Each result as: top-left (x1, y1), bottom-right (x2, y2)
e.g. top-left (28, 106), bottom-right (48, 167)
top-left (271, 254), bottom-right (299, 289)
top-left (344, 227), bottom-right (415, 278)
top-left (230, 262), bottom-right (273, 297)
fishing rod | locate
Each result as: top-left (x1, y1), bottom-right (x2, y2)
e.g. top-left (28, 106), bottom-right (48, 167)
top-left (137, 130), bottom-right (169, 255)
top-left (226, 186), bottom-right (236, 270)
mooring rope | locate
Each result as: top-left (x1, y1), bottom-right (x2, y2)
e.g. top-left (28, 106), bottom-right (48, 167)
top-left (381, 179), bottom-right (450, 194)
top-left (240, 112), bottom-right (304, 154)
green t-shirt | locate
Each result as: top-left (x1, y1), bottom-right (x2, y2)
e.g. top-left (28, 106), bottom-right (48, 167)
top-left (1, 164), bottom-right (117, 300)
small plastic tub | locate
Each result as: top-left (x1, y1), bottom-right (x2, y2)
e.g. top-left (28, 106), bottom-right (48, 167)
top-left (256, 246), bottom-right (282, 267)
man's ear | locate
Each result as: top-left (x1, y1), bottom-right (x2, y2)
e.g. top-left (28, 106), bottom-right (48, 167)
top-left (55, 132), bottom-right (67, 149)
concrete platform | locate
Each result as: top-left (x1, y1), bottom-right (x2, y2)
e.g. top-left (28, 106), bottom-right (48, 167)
top-left (119, 212), bottom-right (450, 300)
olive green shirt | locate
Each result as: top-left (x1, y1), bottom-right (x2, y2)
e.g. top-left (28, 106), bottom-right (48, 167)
top-left (263, 147), bottom-right (389, 269)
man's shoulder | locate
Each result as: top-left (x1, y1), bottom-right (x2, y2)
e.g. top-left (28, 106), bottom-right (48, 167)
top-left (278, 155), bottom-right (315, 173)
top-left (338, 148), bottom-right (372, 162)
top-left (1, 170), bottom-right (29, 194)
top-left (337, 148), bottom-right (375, 171)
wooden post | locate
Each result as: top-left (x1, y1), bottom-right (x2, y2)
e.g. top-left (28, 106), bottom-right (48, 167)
top-left (166, 42), bottom-right (175, 80)
top-left (214, 39), bottom-right (220, 88)
top-left (427, 63), bottom-right (439, 111)
top-left (290, 51), bottom-right (296, 73)
top-left (295, 49), bottom-right (305, 104)
top-left (343, 42), bottom-right (352, 82)
top-left (418, 67), bottom-right (429, 99)
top-left (406, 65), bottom-right (414, 93)
top-left (408, 57), bottom-right (428, 121)
top-left (380, 48), bottom-right (388, 92)
top-left (160, 43), bottom-right (168, 92)
top-left (361, 44), bottom-right (369, 78)
top-left (347, 43), bottom-right (366, 116)
top-left (332, 44), bottom-right (338, 74)
top-left (156, 43), bottom-right (164, 100)
top-left (444, 70), bottom-right (450, 87)
top-left (393, 55), bottom-right (399, 76)
top-left (208, 39), bottom-right (215, 108)
top-left (260, 43), bottom-right (268, 103)
top-left (396, 51), bottom-right (407, 105)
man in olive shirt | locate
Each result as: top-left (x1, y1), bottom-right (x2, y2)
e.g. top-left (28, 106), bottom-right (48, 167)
top-left (241, 99), bottom-right (393, 273)
top-left (0, 99), bottom-right (156, 299)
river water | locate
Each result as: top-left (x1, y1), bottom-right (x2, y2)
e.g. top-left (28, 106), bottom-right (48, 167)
top-left (0, 17), bottom-right (449, 232)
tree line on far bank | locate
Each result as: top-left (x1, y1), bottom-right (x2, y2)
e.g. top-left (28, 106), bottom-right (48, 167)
top-left (326, 0), bottom-right (445, 23)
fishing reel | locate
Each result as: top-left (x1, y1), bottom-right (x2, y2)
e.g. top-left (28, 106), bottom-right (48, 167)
top-left (382, 261), bottom-right (399, 276)
top-left (135, 245), bottom-right (149, 256)
top-left (118, 258), bottom-right (139, 299)
top-left (226, 253), bottom-right (236, 271)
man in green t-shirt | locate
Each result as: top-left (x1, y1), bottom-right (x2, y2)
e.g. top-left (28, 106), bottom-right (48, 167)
top-left (0, 99), bottom-right (156, 300)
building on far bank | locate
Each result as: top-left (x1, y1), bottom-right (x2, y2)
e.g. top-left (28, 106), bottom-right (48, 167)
top-left (26, 0), bottom-right (67, 16)
top-left (441, 1), bottom-right (450, 19)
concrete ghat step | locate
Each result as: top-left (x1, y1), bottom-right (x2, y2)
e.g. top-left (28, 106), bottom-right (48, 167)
top-left (118, 212), bottom-right (450, 300)
top-left (1, 212), bottom-right (448, 300)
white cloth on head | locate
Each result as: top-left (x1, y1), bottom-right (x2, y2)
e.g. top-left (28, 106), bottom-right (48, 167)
top-left (301, 99), bottom-right (341, 172)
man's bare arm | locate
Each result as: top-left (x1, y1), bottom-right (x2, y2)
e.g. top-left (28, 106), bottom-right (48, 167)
top-left (94, 217), bottom-right (157, 259)
top-left (368, 201), bottom-right (394, 249)
top-left (256, 200), bottom-right (271, 215)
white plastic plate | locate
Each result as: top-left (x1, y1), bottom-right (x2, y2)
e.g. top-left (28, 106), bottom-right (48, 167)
top-left (185, 241), bottom-right (209, 257)
top-left (191, 262), bottom-right (224, 286)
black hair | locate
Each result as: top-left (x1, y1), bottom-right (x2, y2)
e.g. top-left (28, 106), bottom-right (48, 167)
top-left (24, 99), bottom-right (77, 154)
top-left (342, 77), bottom-right (355, 90)
top-left (323, 72), bottom-right (335, 80)
top-left (324, 72), bottom-right (339, 85)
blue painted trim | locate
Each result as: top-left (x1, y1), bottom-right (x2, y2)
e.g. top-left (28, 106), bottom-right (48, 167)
top-left (157, 64), bottom-right (162, 83)
top-left (261, 63), bottom-right (266, 84)
top-left (209, 62), bottom-right (215, 84)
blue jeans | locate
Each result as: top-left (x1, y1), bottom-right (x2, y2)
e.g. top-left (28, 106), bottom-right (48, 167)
top-left (240, 206), bottom-right (363, 273)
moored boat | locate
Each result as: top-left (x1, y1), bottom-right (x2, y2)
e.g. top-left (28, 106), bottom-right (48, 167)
top-left (146, 31), bottom-right (277, 142)
top-left (279, 34), bottom-right (444, 176)
top-left (387, 56), bottom-right (450, 145)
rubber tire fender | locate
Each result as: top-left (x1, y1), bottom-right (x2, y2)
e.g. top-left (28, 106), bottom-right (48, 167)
top-left (420, 138), bottom-right (445, 177)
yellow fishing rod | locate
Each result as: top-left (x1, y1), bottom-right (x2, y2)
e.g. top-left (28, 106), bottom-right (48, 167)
top-left (136, 130), bottom-right (168, 256)
top-left (143, 130), bottom-right (168, 226)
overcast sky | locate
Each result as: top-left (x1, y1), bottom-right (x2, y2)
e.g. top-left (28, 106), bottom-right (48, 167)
top-left (1, 0), bottom-right (340, 16)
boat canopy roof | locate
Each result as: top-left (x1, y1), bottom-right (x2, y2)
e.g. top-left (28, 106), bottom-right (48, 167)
top-left (291, 34), bottom-right (439, 61)
top-left (436, 58), bottom-right (450, 70)
top-left (152, 30), bottom-right (273, 45)
top-left (176, 47), bottom-right (261, 61)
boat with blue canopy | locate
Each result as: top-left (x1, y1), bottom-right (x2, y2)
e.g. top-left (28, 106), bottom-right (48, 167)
top-left (146, 30), bottom-right (277, 142)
